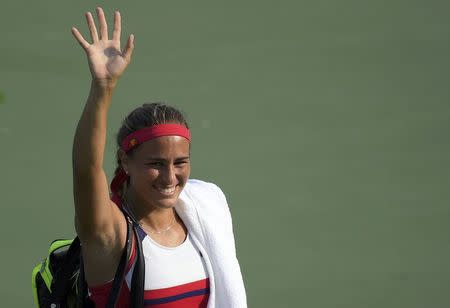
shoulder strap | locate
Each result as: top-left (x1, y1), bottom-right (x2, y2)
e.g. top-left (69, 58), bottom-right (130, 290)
top-left (51, 237), bottom-right (81, 305)
top-left (119, 203), bottom-right (145, 307)
top-left (75, 217), bottom-right (133, 308)
top-left (105, 216), bottom-right (133, 308)
top-left (77, 254), bottom-right (92, 307)
top-left (130, 221), bottom-right (145, 307)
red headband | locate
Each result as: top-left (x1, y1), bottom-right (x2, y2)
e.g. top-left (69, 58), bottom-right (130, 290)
top-left (111, 123), bottom-right (191, 205)
top-left (121, 123), bottom-right (191, 153)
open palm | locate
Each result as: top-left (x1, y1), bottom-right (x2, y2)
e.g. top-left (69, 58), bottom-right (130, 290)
top-left (71, 7), bottom-right (134, 83)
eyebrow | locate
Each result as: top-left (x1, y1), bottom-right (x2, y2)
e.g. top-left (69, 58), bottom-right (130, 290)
top-left (144, 156), bottom-right (190, 161)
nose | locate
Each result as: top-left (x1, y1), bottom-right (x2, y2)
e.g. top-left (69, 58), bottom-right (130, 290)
top-left (161, 164), bottom-right (177, 186)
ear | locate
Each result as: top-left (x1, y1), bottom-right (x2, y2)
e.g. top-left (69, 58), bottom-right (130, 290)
top-left (118, 149), bottom-right (130, 174)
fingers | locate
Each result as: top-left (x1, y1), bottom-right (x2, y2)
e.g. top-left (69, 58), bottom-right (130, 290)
top-left (112, 11), bottom-right (121, 43)
top-left (96, 7), bottom-right (108, 40)
top-left (85, 12), bottom-right (99, 43)
top-left (123, 34), bottom-right (135, 62)
top-left (71, 27), bottom-right (90, 50)
top-left (72, 8), bottom-right (126, 52)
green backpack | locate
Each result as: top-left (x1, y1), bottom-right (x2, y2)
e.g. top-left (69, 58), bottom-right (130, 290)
top-left (31, 215), bottom-right (145, 308)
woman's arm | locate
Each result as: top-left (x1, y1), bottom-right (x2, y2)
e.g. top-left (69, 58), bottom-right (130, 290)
top-left (71, 7), bottom-right (134, 245)
top-left (72, 82), bottom-right (117, 241)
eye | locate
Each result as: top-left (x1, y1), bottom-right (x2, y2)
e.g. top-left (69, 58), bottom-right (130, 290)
top-left (175, 160), bottom-right (189, 166)
top-left (145, 162), bottom-right (163, 167)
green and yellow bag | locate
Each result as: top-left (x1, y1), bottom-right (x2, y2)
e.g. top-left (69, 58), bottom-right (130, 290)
top-left (32, 237), bottom-right (89, 307)
top-left (31, 216), bottom-right (140, 308)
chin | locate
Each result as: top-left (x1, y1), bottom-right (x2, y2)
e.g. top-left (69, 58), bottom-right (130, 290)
top-left (150, 194), bottom-right (180, 209)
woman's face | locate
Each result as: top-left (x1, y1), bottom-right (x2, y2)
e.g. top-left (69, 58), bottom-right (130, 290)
top-left (122, 135), bottom-right (191, 210)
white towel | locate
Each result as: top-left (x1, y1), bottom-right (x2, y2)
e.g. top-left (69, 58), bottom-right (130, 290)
top-left (175, 179), bottom-right (248, 308)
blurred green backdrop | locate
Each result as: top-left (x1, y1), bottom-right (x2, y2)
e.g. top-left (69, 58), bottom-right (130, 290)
top-left (1, 0), bottom-right (449, 307)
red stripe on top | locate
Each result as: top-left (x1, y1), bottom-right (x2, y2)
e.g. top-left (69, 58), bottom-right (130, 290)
top-left (143, 278), bottom-right (209, 308)
top-left (146, 294), bottom-right (209, 308)
top-left (144, 278), bottom-right (210, 299)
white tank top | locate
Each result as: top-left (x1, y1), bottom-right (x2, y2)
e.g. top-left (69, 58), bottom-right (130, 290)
top-left (122, 227), bottom-right (210, 307)
top-left (134, 231), bottom-right (209, 289)
top-left (89, 227), bottom-right (210, 307)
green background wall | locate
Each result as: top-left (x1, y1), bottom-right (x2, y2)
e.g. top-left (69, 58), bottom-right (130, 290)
top-left (1, 0), bottom-right (449, 306)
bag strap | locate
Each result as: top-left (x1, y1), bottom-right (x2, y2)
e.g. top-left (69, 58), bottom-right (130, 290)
top-left (105, 216), bottom-right (133, 308)
top-left (51, 237), bottom-right (82, 305)
top-left (76, 254), bottom-right (87, 307)
top-left (75, 216), bottom-right (133, 308)
top-left (130, 221), bottom-right (145, 307)
top-left (119, 204), bottom-right (145, 307)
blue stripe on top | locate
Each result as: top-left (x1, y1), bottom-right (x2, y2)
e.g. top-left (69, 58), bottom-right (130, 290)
top-left (144, 287), bottom-right (210, 305)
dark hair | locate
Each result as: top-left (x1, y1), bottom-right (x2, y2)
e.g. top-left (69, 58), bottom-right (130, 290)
top-left (113, 102), bottom-right (189, 196)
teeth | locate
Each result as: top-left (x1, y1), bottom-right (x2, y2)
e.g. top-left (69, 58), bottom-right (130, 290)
top-left (156, 186), bottom-right (176, 195)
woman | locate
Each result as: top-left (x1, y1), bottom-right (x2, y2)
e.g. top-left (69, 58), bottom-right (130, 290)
top-left (71, 7), bottom-right (247, 308)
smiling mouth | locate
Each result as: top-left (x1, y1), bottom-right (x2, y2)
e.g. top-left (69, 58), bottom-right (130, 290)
top-left (154, 185), bottom-right (177, 196)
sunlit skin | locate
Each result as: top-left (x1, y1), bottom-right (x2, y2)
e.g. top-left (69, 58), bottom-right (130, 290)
top-left (119, 135), bottom-right (191, 233)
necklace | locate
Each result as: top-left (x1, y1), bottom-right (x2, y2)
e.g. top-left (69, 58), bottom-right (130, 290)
top-left (139, 216), bottom-right (177, 234)
top-left (123, 198), bottom-right (177, 234)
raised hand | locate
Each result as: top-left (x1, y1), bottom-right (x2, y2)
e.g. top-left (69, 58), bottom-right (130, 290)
top-left (71, 7), bottom-right (134, 87)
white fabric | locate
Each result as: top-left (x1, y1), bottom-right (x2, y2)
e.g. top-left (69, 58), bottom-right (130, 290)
top-left (140, 233), bottom-right (208, 289)
top-left (174, 179), bottom-right (248, 308)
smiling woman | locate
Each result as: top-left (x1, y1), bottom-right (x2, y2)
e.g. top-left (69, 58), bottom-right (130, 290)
top-left (70, 6), bottom-right (246, 308)
top-left (114, 105), bottom-right (192, 214)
